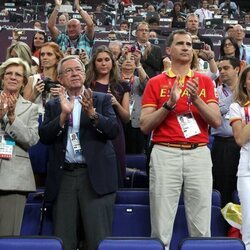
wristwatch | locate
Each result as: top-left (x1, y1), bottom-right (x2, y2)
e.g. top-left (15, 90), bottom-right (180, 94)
top-left (162, 102), bottom-right (176, 111)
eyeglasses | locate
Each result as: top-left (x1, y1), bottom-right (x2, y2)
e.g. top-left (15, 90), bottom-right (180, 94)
top-left (137, 29), bottom-right (149, 33)
top-left (224, 43), bottom-right (233, 47)
top-left (4, 71), bottom-right (24, 78)
top-left (61, 67), bottom-right (85, 75)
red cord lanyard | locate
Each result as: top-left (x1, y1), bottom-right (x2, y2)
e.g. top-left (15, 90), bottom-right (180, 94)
top-left (244, 106), bottom-right (250, 124)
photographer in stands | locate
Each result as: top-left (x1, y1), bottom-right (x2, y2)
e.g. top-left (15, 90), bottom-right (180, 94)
top-left (23, 42), bottom-right (63, 118)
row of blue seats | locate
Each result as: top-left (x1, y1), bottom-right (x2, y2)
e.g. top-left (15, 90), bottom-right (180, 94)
top-left (0, 236), bottom-right (245, 250)
top-left (21, 189), bottom-right (231, 250)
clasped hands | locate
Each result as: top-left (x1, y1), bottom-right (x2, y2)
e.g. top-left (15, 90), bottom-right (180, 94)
top-left (59, 87), bottom-right (96, 120)
top-left (0, 92), bottom-right (17, 123)
top-left (168, 76), bottom-right (199, 106)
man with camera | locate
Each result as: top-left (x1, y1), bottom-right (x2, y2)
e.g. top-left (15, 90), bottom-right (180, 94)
top-left (186, 13), bottom-right (214, 50)
top-left (140, 29), bottom-right (221, 250)
top-left (48, 0), bottom-right (95, 58)
top-left (191, 35), bottom-right (219, 81)
top-left (219, 0), bottom-right (239, 18)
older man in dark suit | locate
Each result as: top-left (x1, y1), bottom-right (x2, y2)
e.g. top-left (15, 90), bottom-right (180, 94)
top-left (39, 55), bottom-right (119, 250)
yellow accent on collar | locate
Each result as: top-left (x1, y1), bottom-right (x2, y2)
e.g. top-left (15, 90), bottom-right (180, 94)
top-left (166, 68), bottom-right (194, 78)
top-left (166, 68), bottom-right (194, 86)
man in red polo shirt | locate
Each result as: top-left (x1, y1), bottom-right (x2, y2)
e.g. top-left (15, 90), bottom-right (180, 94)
top-left (140, 29), bottom-right (221, 250)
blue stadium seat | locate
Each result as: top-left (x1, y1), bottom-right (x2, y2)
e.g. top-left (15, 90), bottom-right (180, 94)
top-left (232, 190), bottom-right (240, 204)
top-left (211, 206), bottom-right (228, 237)
top-left (170, 205), bottom-right (189, 250)
top-left (125, 154), bottom-right (147, 171)
top-left (115, 188), bottom-right (149, 205)
top-left (26, 188), bottom-right (45, 204)
top-left (179, 237), bottom-right (245, 250)
top-left (98, 237), bottom-right (164, 250)
top-left (0, 236), bottom-right (63, 250)
top-left (112, 204), bottom-right (151, 237)
top-left (170, 204), bottom-right (228, 250)
top-left (20, 203), bottom-right (53, 236)
top-left (212, 189), bottom-right (222, 208)
top-left (115, 189), bottom-right (221, 207)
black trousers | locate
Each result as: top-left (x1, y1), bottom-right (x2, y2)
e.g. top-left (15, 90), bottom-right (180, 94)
top-left (52, 168), bottom-right (116, 250)
top-left (211, 136), bottom-right (240, 207)
top-left (124, 122), bottom-right (145, 154)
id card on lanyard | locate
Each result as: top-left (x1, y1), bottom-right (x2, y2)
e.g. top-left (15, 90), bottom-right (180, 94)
top-left (0, 133), bottom-right (15, 159)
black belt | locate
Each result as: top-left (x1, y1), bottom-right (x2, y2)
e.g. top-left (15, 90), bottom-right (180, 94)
top-left (63, 162), bottom-right (87, 171)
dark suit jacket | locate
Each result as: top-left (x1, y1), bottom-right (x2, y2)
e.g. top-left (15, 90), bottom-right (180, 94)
top-left (139, 43), bottom-right (163, 78)
top-left (39, 91), bottom-right (119, 202)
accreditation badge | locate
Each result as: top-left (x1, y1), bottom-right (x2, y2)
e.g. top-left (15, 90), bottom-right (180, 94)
top-left (177, 112), bottom-right (201, 138)
top-left (0, 134), bottom-right (15, 159)
top-left (70, 132), bottom-right (82, 154)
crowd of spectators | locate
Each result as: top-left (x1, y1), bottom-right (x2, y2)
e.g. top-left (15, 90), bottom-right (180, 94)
top-left (1, 0), bottom-right (250, 249)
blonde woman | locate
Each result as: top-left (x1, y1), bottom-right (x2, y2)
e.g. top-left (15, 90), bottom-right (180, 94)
top-left (0, 57), bottom-right (39, 235)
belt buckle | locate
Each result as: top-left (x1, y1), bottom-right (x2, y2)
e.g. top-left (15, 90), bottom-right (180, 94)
top-left (190, 143), bottom-right (198, 149)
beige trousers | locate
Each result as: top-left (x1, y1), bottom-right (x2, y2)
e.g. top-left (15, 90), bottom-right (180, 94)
top-left (150, 145), bottom-right (212, 249)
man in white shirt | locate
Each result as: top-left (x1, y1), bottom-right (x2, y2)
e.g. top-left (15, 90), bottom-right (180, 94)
top-left (194, 0), bottom-right (213, 26)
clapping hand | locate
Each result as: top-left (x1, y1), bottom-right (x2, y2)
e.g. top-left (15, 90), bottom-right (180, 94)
top-left (79, 88), bottom-right (96, 118)
top-left (55, 0), bottom-right (62, 7)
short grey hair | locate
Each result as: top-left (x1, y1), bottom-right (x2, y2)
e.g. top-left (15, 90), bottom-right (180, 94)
top-left (0, 57), bottom-right (31, 85)
top-left (108, 40), bottom-right (123, 49)
top-left (57, 55), bottom-right (86, 75)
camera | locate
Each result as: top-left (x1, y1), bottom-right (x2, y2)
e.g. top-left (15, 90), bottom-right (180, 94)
top-left (17, 30), bottom-right (25, 36)
top-left (43, 78), bottom-right (58, 92)
top-left (192, 42), bottom-right (205, 50)
top-left (68, 48), bottom-right (83, 55)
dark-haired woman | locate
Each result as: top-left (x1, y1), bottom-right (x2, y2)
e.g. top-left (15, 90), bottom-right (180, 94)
top-left (85, 45), bottom-right (130, 185)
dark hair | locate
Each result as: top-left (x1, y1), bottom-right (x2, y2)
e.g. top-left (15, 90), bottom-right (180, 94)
top-left (167, 29), bottom-right (192, 47)
top-left (33, 19), bottom-right (43, 27)
top-left (220, 37), bottom-right (240, 59)
top-left (219, 56), bottom-right (241, 69)
top-left (85, 45), bottom-right (121, 98)
top-left (146, 16), bottom-right (160, 26)
top-left (120, 20), bottom-right (129, 26)
top-left (174, 2), bottom-right (182, 9)
top-left (31, 31), bottom-right (48, 53)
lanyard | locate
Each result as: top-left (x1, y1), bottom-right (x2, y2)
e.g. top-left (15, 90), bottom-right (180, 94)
top-left (122, 74), bottom-right (135, 86)
top-left (222, 85), bottom-right (229, 97)
top-left (244, 106), bottom-right (250, 124)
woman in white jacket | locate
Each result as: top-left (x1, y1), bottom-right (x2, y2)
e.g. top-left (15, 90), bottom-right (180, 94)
top-left (230, 66), bottom-right (250, 250)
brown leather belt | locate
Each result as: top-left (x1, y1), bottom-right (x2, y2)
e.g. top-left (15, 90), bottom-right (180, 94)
top-left (157, 142), bottom-right (207, 150)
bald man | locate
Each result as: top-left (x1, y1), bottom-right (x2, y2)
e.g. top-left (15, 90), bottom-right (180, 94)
top-left (232, 24), bottom-right (250, 63)
top-left (48, 0), bottom-right (95, 57)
